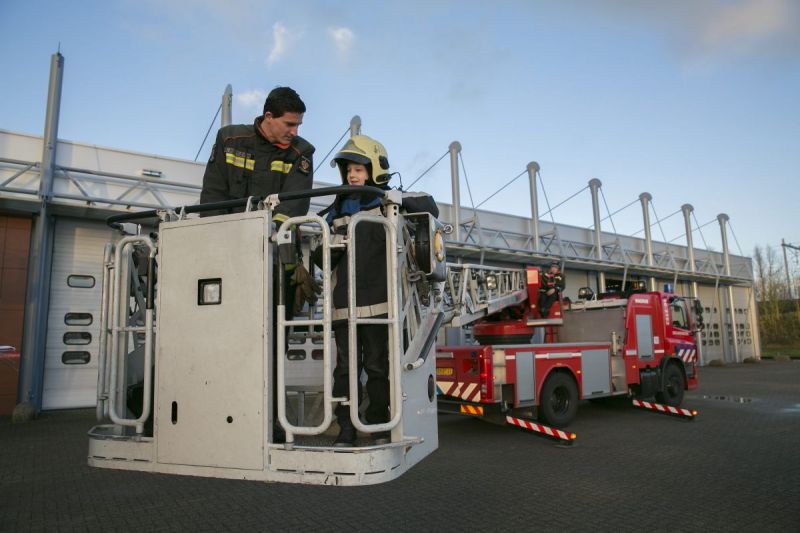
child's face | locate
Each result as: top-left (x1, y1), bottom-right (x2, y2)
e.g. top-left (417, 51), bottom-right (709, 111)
top-left (346, 163), bottom-right (369, 186)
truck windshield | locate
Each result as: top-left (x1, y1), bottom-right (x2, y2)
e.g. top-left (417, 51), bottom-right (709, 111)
top-left (670, 301), bottom-right (689, 330)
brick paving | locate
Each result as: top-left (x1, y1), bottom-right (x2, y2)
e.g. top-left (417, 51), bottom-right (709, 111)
top-left (1, 360), bottom-right (798, 532)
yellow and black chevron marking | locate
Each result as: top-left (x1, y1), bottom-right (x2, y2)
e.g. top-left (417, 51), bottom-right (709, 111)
top-left (459, 404), bottom-right (484, 416)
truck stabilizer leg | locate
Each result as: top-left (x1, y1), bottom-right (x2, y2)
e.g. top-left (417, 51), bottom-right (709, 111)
top-left (505, 416), bottom-right (577, 444)
top-left (632, 399), bottom-right (697, 420)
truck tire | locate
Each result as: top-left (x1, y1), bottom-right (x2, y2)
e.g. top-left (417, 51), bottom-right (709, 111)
top-left (655, 363), bottom-right (684, 407)
top-left (538, 372), bottom-right (579, 428)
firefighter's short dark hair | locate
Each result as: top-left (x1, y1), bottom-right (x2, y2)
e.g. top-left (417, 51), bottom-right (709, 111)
top-left (263, 87), bottom-right (306, 118)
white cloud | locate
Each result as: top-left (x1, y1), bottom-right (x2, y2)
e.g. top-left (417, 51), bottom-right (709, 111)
top-left (267, 22), bottom-right (293, 66)
top-left (328, 26), bottom-right (355, 59)
top-left (236, 89), bottom-right (267, 112)
top-left (568, 0), bottom-right (800, 65)
top-left (700, 0), bottom-right (792, 54)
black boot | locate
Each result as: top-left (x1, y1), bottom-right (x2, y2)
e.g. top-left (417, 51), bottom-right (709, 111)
top-left (334, 420), bottom-right (356, 447)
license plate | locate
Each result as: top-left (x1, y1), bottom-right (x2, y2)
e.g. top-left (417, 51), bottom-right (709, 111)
top-left (436, 367), bottom-right (453, 376)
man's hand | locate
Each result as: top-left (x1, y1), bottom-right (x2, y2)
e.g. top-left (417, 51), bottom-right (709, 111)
top-left (291, 264), bottom-right (322, 314)
top-left (547, 288), bottom-right (555, 296)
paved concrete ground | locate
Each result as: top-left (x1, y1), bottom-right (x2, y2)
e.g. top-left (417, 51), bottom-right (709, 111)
top-left (1, 360), bottom-right (798, 532)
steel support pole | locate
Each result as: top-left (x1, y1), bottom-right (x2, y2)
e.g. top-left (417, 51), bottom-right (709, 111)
top-left (17, 52), bottom-right (64, 415)
top-left (221, 84), bottom-right (232, 127)
top-left (718, 214), bottom-right (739, 362)
top-left (527, 162), bottom-right (540, 252)
top-left (589, 179), bottom-right (605, 293)
top-left (350, 115), bottom-right (361, 137)
top-left (781, 239), bottom-right (793, 299)
top-left (681, 204), bottom-right (697, 275)
top-left (449, 142), bottom-right (462, 242)
top-left (640, 193), bottom-right (656, 291)
top-left (682, 204), bottom-right (703, 363)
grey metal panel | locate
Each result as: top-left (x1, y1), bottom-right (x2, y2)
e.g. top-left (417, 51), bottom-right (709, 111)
top-left (581, 348), bottom-right (611, 397)
top-left (560, 307), bottom-right (625, 345)
top-left (515, 351), bottom-right (535, 406)
top-left (156, 212), bottom-right (268, 470)
top-left (42, 217), bottom-right (114, 409)
top-left (635, 314), bottom-right (654, 360)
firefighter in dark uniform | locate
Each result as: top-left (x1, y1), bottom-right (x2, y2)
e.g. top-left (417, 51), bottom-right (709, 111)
top-left (200, 86), bottom-right (314, 223)
top-left (200, 86), bottom-right (317, 443)
top-left (539, 262), bottom-right (565, 318)
top-left (314, 135), bottom-right (437, 447)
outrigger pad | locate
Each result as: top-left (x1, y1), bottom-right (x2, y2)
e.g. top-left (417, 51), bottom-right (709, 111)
top-left (505, 415), bottom-right (577, 444)
top-left (631, 399), bottom-right (697, 420)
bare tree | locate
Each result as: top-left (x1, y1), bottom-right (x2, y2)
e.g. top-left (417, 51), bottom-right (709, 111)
top-left (755, 244), bottom-right (800, 347)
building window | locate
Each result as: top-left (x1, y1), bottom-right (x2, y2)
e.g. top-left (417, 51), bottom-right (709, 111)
top-left (64, 312), bottom-right (93, 326)
top-left (67, 275), bottom-right (95, 289)
top-left (62, 351), bottom-right (90, 364)
top-left (287, 349), bottom-right (306, 361)
top-left (63, 332), bottom-right (91, 345)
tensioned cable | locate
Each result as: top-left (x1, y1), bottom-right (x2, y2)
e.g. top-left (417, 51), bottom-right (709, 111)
top-left (194, 103), bottom-right (222, 162)
top-left (314, 127), bottom-right (349, 173)
top-left (591, 197), bottom-right (638, 228)
top-left (540, 185), bottom-right (589, 218)
top-left (405, 150), bottom-right (448, 190)
top-left (692, 213), bottom-right (714, 252)
top-left (692, 212), bottom-right (721, 275)
top-left (538, 171), bottom-right (556, 224)
top-left (649, 201), bottom-right (672, 244)
top-left (474, 169), bottom-right (526, 209)
top-left (727, 221), bottom-right (745, 256)
top-left (632, 208), bottom-right (680, 236)
top-left (459, 152), bottom-right (478, 211)
top-left (459, 152), bottom-right (485, 249)
top-left (599, 188), bottom-right (618, 234)
top-left (668, 217), bottom-right (718, 243)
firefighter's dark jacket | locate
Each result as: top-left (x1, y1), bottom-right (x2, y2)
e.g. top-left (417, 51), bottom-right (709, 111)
top-left (540, 271), bottom-right (565, 293)
top-left (200, 117), bottom-right (315, 222)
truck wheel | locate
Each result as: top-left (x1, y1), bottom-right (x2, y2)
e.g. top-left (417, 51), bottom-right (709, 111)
top-left (655, 363), bottom-right (684, 407)
top-left (538, 372), bottom-right (578, 428)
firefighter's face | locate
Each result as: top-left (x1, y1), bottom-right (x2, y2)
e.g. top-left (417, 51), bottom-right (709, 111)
top-left (261, 111), bottom-right (303, 145)
top-left (346, 163), bottom-right (369, 186)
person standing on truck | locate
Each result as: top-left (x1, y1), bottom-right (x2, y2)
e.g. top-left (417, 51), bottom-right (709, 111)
top-left (539, 262), bottom-right (565, 318)
top-left (314, 135), bottom-right (437, 447)
top-left (200, 86), bottom-right (318, 443)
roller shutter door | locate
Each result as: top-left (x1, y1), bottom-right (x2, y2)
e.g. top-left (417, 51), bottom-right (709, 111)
top-left (42, 217), bottom-right (113, 409)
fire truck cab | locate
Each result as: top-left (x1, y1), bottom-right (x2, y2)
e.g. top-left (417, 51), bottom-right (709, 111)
top-left (436, 266), bottom-right (703, 428)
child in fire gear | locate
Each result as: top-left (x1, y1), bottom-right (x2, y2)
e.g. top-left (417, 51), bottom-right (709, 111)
top-left (539, 262), bottom-right (565, 318)
top-left (313, 134), bottom-right (438, 447)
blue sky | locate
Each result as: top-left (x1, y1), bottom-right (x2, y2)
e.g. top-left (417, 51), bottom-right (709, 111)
top-left (1, 0), bottom-right (798, 259)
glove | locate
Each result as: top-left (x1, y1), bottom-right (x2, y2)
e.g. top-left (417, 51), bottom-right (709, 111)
top-left (291, 264), bottom-right (322, 315)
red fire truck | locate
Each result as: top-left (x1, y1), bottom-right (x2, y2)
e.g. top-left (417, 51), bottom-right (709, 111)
top-left (436, 266), bottom-right (703, 435)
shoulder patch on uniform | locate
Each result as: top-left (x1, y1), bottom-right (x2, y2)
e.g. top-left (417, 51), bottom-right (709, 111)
top-left (208, 143), bottom-right (216, 163)
top-left (298, 156), bottom-right (311, 175)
